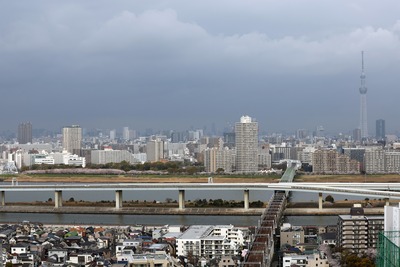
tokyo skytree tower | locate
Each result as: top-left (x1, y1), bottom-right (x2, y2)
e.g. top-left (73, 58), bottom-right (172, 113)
top-left (359, 51), bottom-right (368, 139)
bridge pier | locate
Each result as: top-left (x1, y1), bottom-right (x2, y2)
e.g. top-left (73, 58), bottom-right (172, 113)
top-left (318, 193), bottom-right (323, 210)
top-left (244, 190), bottom-right (250, 210)
top-left (55, 191), bottom-right (63, 208)
top-left (178, 190), bottom-right (185, 210)
top-left (115, 190), bottom-right (123, 209)
top-left (1, 191), bottom-right (4, 206)
top-left (385, 198), bottom-right (390, 206)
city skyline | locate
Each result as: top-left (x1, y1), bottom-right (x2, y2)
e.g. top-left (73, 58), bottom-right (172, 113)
top-left (1, 1), bottom-right (400, 133)
top-left (4, 118), bottom-right (397, 139)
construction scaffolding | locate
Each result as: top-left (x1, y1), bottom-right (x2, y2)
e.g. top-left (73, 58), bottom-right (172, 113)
top-left (377, 231), bottom-right (400, 267)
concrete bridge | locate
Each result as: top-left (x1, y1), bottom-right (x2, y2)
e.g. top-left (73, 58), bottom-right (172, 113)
top-left (1, 181), bottom-right (400, 209)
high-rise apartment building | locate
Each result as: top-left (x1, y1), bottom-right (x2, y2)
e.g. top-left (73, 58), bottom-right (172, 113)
top-left (122, 127), bottom-right (130, 140)
top-left (311, 149), bottom-right (360, 174)
top-left (62, 125), bottom-right (82, 154)
top-left (337, 205), bottom-right (383, 254)
top-left (18, 122), bottom-right (32, 144)
top-left (235, 115), bottom-right (258, 173)
top-left (376, 119), bottom-right (386, 141)
top-left (204, 147), bottom-right (235, 173)
top-left (353, 128), bottom-right (361, 142)
top-left (146, 138), bottom-right (164, 162)
top-left (364, 147), bottom-right (385, 174)
top-left (110, 129), bottom-right (116, 140)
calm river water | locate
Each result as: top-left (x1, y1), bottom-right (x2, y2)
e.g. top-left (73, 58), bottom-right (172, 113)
top-left (0, 182), bottom-right (359, 226)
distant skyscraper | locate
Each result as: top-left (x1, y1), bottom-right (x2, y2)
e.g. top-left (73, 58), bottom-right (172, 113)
top-left (223, 132), bottom-right (235, 148)
top-left (123, 127), bottom-right (130, 140)
top-left (376, 119), bottom-right (386, 140)
top-left (62, 125), bottom-right (82, 153)
top-left (18, 122), bottom-right (32, 144)
top-left (359, 51), bottom-right (368, 138)
top-left (110, 129), bottom-right (116, 140)
top-left (353, 128), bottom-right (361, 142)
top-left (296, 129), bottom-right (307, 139)
top-left (146, 138), bottom-right (164, 162)
top-left (315, 126), bottom-right (324, 137)
top-left (235, 115), bottom-right (258, 173)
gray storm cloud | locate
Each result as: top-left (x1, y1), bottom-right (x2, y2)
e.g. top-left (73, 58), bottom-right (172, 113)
top-left (0, 1), bottom-right (399, 134)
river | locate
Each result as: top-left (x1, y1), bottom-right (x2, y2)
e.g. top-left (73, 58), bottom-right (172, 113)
top-left (1, 183), bottom-right (368, 203)
top-left (0, 182), bottom-right (361, 226)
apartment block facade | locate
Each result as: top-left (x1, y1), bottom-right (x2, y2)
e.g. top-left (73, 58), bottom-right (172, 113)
top-left (337, 205), bottom-right (384, 254)
top-left (311, 149), bottom-right (359, 174)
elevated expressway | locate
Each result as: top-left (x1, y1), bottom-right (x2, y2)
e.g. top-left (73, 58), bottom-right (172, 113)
top-left (0, 182), bottom-right (400, 209)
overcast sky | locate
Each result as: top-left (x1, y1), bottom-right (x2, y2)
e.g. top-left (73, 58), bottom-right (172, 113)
top-left (1, 0), bottom-right (400, 135)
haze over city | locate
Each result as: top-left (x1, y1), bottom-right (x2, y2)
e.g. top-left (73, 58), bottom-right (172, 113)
top-left (1, 1), bottom-right (400, 134)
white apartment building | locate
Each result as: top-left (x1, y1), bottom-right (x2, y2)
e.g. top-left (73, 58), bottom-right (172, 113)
top-left (364, 147), bottom-right (385, 173)
top-left (51, 151), bottom-right (86, 167)
top-left (364, 148), bottom-right (400, 173)
top-left (282, 252), bottom-right (329, 267)
top-left (176, 225), bottom-right (245, 260)
top-left (235, 116), bottom-right (258, 173)
top-left (385, 151), bottom-right (400, 173)
top-left (91, 148), bottom-right (141, 164)
top-left (122, 127), bottom-right (130, 140)
top-left (33, 154), bottom-right (55, 165)
top-left (109, 129), bottom-right (116, 140)
top-left (297, 146), bottom-right (316, 165)
top-left (116, 239), bottom-right (143, 256)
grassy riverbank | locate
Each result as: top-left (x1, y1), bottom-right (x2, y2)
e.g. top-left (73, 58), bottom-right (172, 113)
top-left (296, 173), bottom-right (400, 183)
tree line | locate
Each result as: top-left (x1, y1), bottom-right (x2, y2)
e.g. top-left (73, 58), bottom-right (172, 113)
top-left (20, 161), bottom-right (205, 174)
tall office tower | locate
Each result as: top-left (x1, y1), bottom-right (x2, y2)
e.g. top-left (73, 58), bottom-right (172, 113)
top-left (359, 51), bottom-right (368, 138)
top-left (315, 126), bottom-right (324, 137)
top-left (353, 128), bottom-right (361, 142)
top-left (122, 127), bottom-right (130, 140)
top-left (296, 129), bottom-right (307, 140)
top-left (17, 122), bottom-right (32, 144)
top-left (110, 129), bottom-right (116, 140)
top-left (62, 125), bottom-right (82, 154)
top-left (235, 115), bottom-right (258, 173)
top-left (376, 119), bottom-right (386, 140)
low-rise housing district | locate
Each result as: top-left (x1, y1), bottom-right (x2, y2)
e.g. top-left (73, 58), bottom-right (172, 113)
top-left (0, 222), bottom-right (252, 267)
top-left (0, 202), bottom-right (398, 267)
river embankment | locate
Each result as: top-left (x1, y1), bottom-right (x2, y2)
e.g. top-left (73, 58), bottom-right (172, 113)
top-left (5, 173), bottom-right (400, 184)
top-left (0, 204), bottom-right (384, 216)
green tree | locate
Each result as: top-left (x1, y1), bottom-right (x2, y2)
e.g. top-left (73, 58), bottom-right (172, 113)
top-left (186, 166), bottom-right (198, 175)
top-left (325, 195), bottom-right (334, 203)
top-left (216, 168), bottom-right (224, 174)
